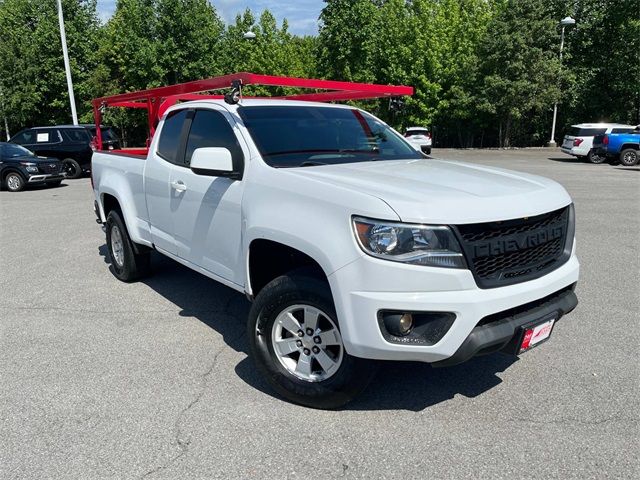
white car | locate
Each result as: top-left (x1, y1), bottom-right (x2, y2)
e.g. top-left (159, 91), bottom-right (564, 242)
top-left (404, 127), bottom-right (432, 154)
top-left (561, 123), bottom-right (635, 163)
top-left (93, 99), bottom-right (579, 409)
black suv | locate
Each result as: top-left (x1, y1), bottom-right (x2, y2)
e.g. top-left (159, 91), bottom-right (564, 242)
top-left (80, 124), bottom-right (121, 150)
top-left (10, 125), bottom-right (93, 178)
top-left (0, 142), bottom-right (65, 192)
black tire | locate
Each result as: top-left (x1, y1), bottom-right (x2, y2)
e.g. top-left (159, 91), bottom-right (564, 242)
top-left (248, 273), bottom-right (376, 409)
top-left (4, 172), bottom-right (25, 192)
top-left (62, 158), bottom-right (82, 179)
top-left (105, 209), bottom-right (151, 282)
top-left (587, 149), bottom-right (606, 164)
top-left (619, 148), bottom-right (639, 167)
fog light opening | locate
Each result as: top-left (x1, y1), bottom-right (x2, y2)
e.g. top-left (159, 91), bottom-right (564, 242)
top-left (383, 312), bottom-right (414, 337)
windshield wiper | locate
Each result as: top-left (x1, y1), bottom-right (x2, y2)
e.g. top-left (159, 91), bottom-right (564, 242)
top-left (265, 148), bottom-right (379, 156)
top-left (299, 160), bottom-right (328, 167)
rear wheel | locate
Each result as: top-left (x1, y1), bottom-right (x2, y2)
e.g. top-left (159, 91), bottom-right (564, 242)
top-left (62, 158), bottom-right (82, 179)
top-left (248, 273), bottom-right (376, 409)
top-left (105, 209), bottom-right (151, 282)
top-left (587, 149), bottom-right (606, 164)
top-left (5, 172), bottom-right (25, 192)
top-left (619, 148), bottom-right (639, 167)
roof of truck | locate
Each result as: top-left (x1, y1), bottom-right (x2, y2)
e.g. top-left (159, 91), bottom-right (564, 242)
top-left (169, 98), bottom-right (359, 112)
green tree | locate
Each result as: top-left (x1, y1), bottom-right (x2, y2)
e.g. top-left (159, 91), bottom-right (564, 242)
top-left (0, 0), bottom-right (99, 133)
top-left (156, 0), bottom-right (225, 84)
top-left (475, 0), bottom-right (564, 146)
top-left (317, 0), bottom-right (379, 82)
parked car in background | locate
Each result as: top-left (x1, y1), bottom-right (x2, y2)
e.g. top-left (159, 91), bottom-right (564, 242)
top-left (0, 142), bottom-right (65, 192)
top-left (561, 123), bottom-right (635, 164)
top-left (78, 124), bottom-right (122, 150)
top-left (10, 125), bottom-right (93, 178)
top-left (404, 127), bottom-right (432, 155)
top-left (593, 126), bottom-right (640, 166)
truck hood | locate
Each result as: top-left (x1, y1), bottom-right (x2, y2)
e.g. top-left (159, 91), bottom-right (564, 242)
top-left (287, 159), bottom-right (572, 224)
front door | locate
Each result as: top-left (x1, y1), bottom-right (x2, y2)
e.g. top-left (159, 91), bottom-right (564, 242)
top-left (169, 107), bottom-right (246, 284)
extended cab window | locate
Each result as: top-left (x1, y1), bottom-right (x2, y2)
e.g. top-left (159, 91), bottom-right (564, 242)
top-left (157, 109), bottom-right (188, 163)
top-left (184, 109), bottom-right (243, 167)
top-left (239, 106), bottom-right (422, 168)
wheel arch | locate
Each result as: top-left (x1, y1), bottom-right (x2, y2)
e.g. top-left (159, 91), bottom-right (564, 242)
top-left (2, 167), bottom-right (27, 182)
top-left (246, 238), bottom-right (332, 299)
top-left (620, 143), bottom-right (640, 152)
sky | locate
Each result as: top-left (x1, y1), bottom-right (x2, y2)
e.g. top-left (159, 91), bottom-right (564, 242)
top-left (96, 0), bottom-right (324, 36)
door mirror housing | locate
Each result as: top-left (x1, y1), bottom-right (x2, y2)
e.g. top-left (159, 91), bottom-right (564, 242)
top-left (190, 147), bottom-right (240, 179)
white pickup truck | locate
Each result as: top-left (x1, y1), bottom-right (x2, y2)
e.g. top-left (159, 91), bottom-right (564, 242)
top-left (92, 98), bottom-right (579, 408)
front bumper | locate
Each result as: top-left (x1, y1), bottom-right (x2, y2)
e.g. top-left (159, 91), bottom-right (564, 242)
top-left (28, 173), bottom-right (65, 183)
top-left (329, 249), bottom-right (579, 363)
top-left (594, 146), bottom-right (610, 157)
top-left (432, 285), bottom-right (577, 366)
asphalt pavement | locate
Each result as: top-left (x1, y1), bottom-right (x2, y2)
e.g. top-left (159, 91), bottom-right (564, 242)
top-left (1, 148), bottom-right (638, 479)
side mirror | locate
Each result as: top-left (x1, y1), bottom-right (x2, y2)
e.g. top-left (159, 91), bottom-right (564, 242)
top-left (190, 147), bottom-right (239, 178)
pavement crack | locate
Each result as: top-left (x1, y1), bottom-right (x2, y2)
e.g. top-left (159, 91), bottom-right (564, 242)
top-left (507, 412), bottom-right (633, 427)
top-left (140, 328), bottom-right (246, 479)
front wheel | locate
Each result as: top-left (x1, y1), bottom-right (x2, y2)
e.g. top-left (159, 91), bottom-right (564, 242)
top-left (4, 172), bottom-right (25, 192)
top-left (248, 273), bottom-right (376, 409)
top-left (587, 149), bottom-right (606, 164)
top-left (105, 209), bottom-right (151, 282)
top-left (619, 148), bottom-right (639, 167)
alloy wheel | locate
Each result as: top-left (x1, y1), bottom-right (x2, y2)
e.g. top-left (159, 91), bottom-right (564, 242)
top-left (6, 174), bottom-right (21, 191)
top-left (110, 225), bottom-right (125, 267)
top-left (271, 304), bottom-right (344, 382)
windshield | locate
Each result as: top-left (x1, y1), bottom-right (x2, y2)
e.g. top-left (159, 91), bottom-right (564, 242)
top-left (2, 143), bottom-right (35, 157)
top-left (239, 106), bottom-right (422, 168)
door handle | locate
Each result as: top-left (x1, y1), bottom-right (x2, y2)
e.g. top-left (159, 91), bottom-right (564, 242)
top-left (171, 180), bottom-right (187, 192)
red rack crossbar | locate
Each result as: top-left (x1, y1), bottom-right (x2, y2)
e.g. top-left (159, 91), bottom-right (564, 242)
top-left (91, 72), bottom-right (413, 151)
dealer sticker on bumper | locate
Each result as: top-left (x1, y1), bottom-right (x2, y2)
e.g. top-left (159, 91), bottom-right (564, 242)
top-left (519, 318), bottom-right (555, 354)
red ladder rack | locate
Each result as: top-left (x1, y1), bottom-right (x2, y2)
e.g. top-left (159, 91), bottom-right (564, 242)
top-left (91, 72), bottom-right (413, 151)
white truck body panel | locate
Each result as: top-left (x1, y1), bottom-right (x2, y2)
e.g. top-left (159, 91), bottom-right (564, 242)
top-left (93, 98), bottom-right (579, 363)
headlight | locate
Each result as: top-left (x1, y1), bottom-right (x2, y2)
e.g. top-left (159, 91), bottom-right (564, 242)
top-left (352, 217), bottom-right (467, 268)
top-left (21, 162), bottom-right (38, 173)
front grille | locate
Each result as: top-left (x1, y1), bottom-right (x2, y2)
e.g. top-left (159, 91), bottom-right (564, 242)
top-left (454, 206), bottom-right (573, 288)
top-left (38, 163), bottom-right (61, 174)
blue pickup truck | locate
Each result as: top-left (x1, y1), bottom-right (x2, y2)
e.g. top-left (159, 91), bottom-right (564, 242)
top-left (594, 126), bottom-right (640, 166)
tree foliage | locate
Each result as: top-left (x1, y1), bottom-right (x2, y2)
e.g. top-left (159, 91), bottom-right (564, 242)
top-left (0, 0), bottom-right (637, 146)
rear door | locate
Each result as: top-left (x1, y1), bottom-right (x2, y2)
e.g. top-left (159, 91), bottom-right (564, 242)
top-left (145, 108), bottom-right (190, 255)
top-left (169, 107), bottom-right (246, 283)
top-left (19, 128), bottom-right (63, 157)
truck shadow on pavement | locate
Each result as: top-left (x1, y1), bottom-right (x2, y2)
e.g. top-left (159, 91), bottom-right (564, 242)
top-left (99, 245), bottom-right (518, 412)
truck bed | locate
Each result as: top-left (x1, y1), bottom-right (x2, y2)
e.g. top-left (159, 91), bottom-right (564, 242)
top-left (92, 150), bottom-right (152, 247)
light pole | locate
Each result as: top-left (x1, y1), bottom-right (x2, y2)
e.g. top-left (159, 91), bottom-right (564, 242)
top-left (548, 16), bottom-right (575, 147)
top-left (57, 0), bottom-right (78, 125)
top-left (0, 85), bottom-right (9, 140)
